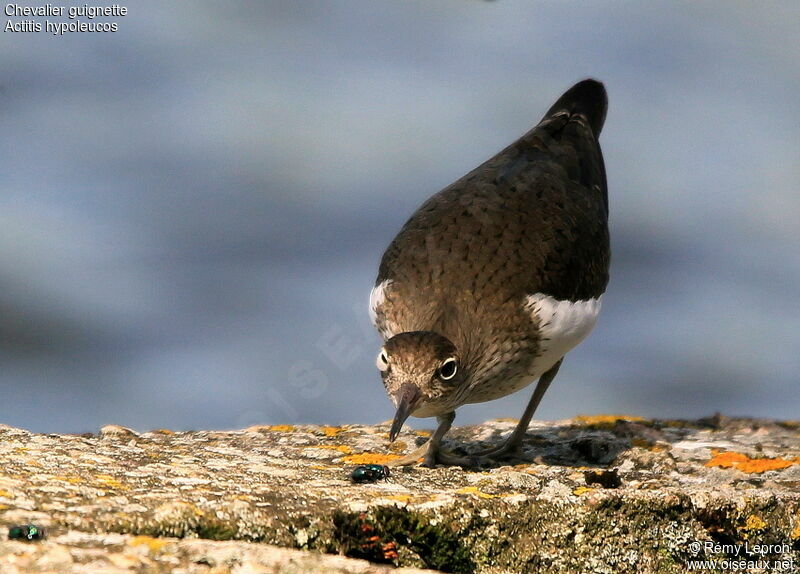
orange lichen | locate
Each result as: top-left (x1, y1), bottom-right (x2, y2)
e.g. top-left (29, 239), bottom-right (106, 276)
top-left (129, 535), bottom-right (169, 552)
top-left (150, 429), bottom-right (175, 435)
top-left (455, 486), bottom-right (496, 499)
top-left (706, 451), bottom-right (750, 468)
top-left (415, 430), bottom-right (432, 437)
top-left (706, 450), bottom-right (796, 473)
top-left (575, 414), bottom-right (645, 424)
top-left (736, 458), bottom-right (794, 473)
top-left (382, 494), bottom-right (413, 503)
top-left (246, 424), bottom-right (297, 433)
top-left (387, 441), bottom-right (408, 453)
top-left (341, 453), bottom-right (401, 465)
top-left (743, 515), bottom-right (768, 531)
top-left (307, 444), bottom-right (352, 454)
top-left (572, 486), bottom-right (596, 496)
top-left (95, 474), bottom-right (126, 489)
top-left (53, 475), bottom-right (83, 484)
top-left (791, 522), bottom-right (800, 540)
top-left (321, 426), bottom-right (343, 437)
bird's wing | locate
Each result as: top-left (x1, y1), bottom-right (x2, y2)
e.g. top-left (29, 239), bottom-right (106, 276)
top-left (374, 80), bottom-right (610, 336)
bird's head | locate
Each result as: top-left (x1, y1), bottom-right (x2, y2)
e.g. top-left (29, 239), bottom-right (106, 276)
top-left (376, 331), bottom-right (465, 441)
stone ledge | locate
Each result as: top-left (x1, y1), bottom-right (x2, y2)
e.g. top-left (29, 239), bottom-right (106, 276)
top-left (0, 416), bottom-right (798, 573)
top-left (0, 532), bottom-right (439, 573)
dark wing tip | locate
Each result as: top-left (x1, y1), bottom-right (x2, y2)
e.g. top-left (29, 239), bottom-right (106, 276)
top-left (544, 78), bottom-right (608, 137)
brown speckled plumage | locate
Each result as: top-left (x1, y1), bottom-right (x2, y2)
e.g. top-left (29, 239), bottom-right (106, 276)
top-left (371, 80), bottom-right (611, 466)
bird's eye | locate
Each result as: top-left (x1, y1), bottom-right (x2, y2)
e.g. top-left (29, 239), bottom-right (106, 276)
top-left (376, 349), bottom-right (390, 372)
top-left (438, 358), bottom-right (458, 380)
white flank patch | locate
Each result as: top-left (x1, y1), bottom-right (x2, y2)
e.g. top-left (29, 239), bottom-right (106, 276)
top-left (368, 279), bottom-right (392, 327)
top-left (524, 293), bottom-right (602, 375)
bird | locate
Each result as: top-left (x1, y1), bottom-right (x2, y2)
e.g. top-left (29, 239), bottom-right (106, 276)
top-left (369, 79), bottom-right (610, 467)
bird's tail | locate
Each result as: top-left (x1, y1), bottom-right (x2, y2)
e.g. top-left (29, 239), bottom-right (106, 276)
top-left (542, 79), bottom-right (607, 138)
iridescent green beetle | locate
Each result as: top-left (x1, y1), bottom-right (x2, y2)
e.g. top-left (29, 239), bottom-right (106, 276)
top-left (350, 464), bottom-right (390, 483)
top-left (8, 524), bottom-right (46, 541)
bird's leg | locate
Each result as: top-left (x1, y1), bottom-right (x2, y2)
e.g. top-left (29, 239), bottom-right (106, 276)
top-left (388, 412), bottom-right (464, 467)
top-left (473, 359), bottom-right (562, 460)
top-left (389, 361), bottom-right (562, 467)
top-left (420, 412), bottom-right (456, 467)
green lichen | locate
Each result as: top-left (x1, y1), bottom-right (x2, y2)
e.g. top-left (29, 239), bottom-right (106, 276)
top-left (331, 507), bottom-right (475, 573)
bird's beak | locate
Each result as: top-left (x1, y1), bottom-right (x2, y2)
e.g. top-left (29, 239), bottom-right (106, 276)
top-left (389, 382), bottom-right (420, 442)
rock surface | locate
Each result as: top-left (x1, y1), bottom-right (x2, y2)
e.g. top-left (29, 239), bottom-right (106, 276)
top-left (1, 415), bottom-right (799, 573)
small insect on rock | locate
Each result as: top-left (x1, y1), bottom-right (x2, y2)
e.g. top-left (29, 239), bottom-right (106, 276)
top-left (350, 464), bottom-right (390, 483)
top-left (8, 525), bottom-right (46, 541)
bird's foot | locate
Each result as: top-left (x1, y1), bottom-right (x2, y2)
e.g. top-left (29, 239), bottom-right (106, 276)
top-left (418, 440), bottom-right (525, 468)
top-left (463, 437), bottom-right (526, 464)
top-left (387, 441), bottom-right (429, 467)
top-left (388, 439), bottom-right (480, 468)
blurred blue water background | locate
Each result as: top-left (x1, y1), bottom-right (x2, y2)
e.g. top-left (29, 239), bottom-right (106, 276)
top-left (1, 1), bottom-right (798, 433)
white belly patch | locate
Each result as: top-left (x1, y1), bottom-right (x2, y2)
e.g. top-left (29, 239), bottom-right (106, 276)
top-left (524, 293), bottom-right (602, 376)
top-left (368, 279), bottom-right (390, 327)
top-left (369, 279), bottom-right (399, 338)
